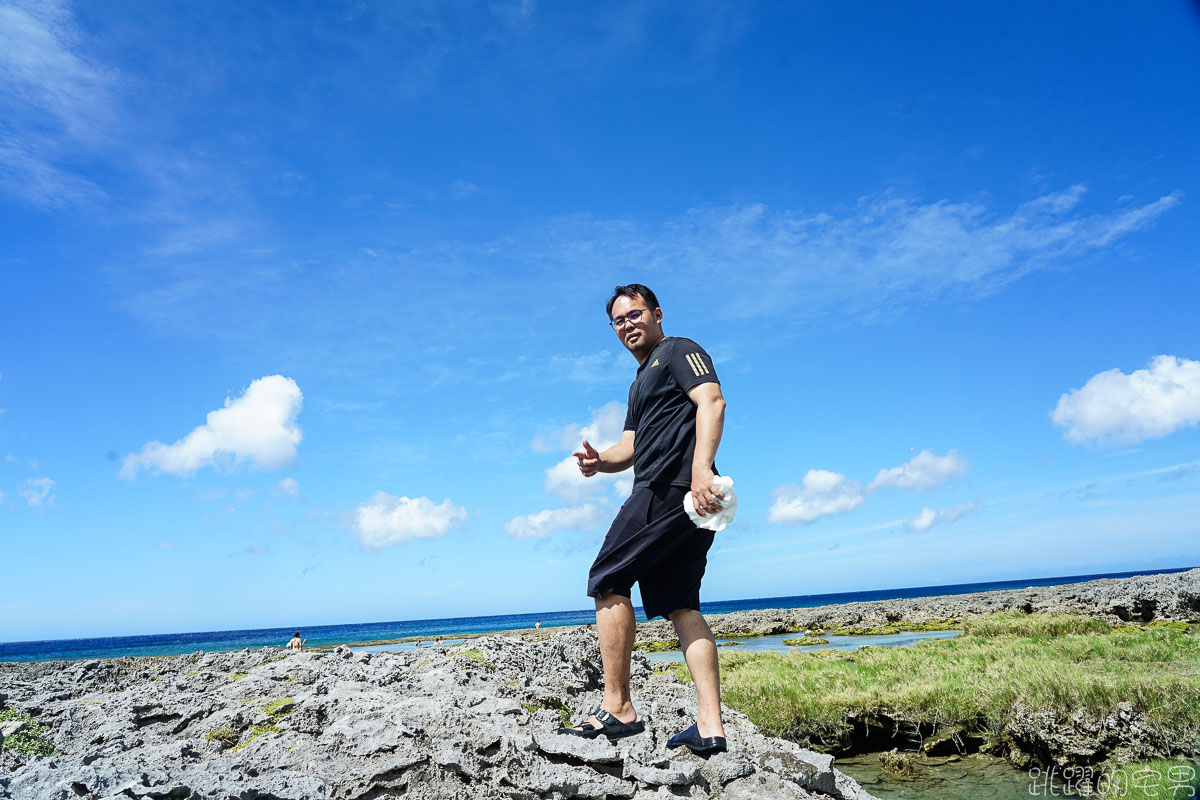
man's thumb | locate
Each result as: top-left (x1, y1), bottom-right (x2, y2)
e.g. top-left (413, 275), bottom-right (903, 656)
top-left (582, 438), bottom-right (596, 455)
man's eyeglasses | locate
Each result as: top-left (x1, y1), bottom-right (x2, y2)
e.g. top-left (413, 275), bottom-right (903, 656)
top-left (609, 308), bottom-right (651, 329)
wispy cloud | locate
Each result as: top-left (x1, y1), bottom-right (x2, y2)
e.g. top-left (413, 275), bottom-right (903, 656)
top-left (18, 476), bottom-right (55, 507)
top-left (0, 0), bottom-right (117, 207)
top-left (1051, 355), bottom-right (1200, 447)
top-left (906, 501), bottom-right (979, 532)
top-left (449, 179), bottom-right (481, 199)
top-left (510, 188), bottom-right (1181, 325)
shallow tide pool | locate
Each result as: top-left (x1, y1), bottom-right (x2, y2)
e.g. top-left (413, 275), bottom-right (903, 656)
top-left (835, 753), bottom-right (1039, 800)
top-left (644, 628), bottom-right (961, 663)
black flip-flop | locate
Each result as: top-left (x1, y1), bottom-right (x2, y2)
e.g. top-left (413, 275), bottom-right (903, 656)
top-left (558, 707), bottom-right (645, 739)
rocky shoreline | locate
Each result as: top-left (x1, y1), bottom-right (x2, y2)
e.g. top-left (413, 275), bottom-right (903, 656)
top-left (0, 629), bottom-right (877, 800)
top-left (3, 569), bottom-right (1196, 799)
top-left (343, 567), bottom-right (1199, 649)
top-left (634, 567), bottom-right (1200, 643)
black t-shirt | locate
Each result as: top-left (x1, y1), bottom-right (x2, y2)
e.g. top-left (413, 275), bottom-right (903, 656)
top-left (623, 336), bottom-right (720, 488)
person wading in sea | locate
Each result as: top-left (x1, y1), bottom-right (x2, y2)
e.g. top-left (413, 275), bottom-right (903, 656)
top-left (558, 284), bottom-right (729, 755)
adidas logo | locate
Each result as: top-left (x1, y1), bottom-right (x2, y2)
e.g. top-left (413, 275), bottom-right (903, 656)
top-left (651, 359), bottom-right (660, 367)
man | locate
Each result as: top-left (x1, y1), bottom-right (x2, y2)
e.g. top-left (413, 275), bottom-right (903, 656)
top-left (559, 284), bottom-right (728, 755)
top-left (287, 632), bottom-right (305, 651)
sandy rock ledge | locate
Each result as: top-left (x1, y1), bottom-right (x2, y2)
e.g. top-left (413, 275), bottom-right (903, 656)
top-left (0, 629), bottom-right (877, 800)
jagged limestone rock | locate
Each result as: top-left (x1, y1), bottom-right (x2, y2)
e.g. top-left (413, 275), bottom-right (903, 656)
top-left (0, 628), bottom-right (875, 800)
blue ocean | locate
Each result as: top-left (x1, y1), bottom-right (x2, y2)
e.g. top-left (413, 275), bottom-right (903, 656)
top-left (2, 567), bottom-right (1189, 663)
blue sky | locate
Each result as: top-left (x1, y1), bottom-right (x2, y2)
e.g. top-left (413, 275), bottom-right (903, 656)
top-left (2, 1), bottom-right (1198, 641)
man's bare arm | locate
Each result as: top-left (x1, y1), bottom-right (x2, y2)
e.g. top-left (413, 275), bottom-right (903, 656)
top-left (573, 430), bottom-right (636, 477)
top-left (688, 382), bottom-right (726, 516)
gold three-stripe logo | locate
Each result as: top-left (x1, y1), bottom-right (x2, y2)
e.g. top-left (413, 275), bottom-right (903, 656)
top-left (685, 353), bottom-right (710, 377)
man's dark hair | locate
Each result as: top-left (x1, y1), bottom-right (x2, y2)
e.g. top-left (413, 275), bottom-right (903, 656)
top-left (606, 284), bottom-right (660, 318)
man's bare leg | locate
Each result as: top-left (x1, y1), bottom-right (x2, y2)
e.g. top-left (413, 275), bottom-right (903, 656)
top-left (575, 592), bottom-right (638, 730)
top-left (669, 609), bottom-right (725, 738)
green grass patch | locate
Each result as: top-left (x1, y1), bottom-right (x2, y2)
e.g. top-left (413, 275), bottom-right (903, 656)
top-left (633, 640), bottom-right (681, 652)
top-left (1100, 758), bottom-right (1200, 799)
top-left (0, 710), bottom-right (54, 756)
top-left (229, 671), bottom-right (250, 681)
top-left (821, 620), bottom-right (959, 636)
top-left (784, 637), bottom-right (830, 646)
top-left (263, 697), bottom-right (294, 721)
top-left (455, 649), bottom-right (494, 670)
top-left (962, 612), bottom-right (1110, 638)
top-left (231, 723), bottom-right (281, 752)
top-left (707, 614), bottom-right (1200, 753)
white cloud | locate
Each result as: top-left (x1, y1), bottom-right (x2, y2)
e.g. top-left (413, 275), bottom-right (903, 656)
top-left (276, 477), bottom-right (300, 499)
top-left (18, 476), bottom-right (54, 507)
top-left (533, 401), bottom-right (627, 453)
top-left (906, 501), bottom-right (979, 532)
top-left (156, 540), bottom-right (173, 548)
top-left (1051, 355), bottom-right (1200, 447)
top-left (868, 450), bottom-right (969, 492)
top-left (120, 375), bottom-right (303, 479)
top-left (767, 470), bottom-right (864, 525)
top-left (542, 402), bottom-right (629, 502)
top-left (505, 504), bottom-right (601, 540)
top-left (352, 492), bottom-right (468, 549)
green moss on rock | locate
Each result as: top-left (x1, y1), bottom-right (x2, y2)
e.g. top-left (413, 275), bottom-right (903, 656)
top-left (204, 725), bottom-right (239, 749)
top-left (0, 710), bottom-right (54, 756)
top-left (231, 723), bottom-right (280, 752)
top-left (456, 648), bottom-right (495, 670)
top-left (784, 637), bottom-right (830, 646)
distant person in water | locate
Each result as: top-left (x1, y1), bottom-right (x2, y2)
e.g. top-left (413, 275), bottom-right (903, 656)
top-left (535, 621), bottom-right (542, 629)
top-left (287, 632), bottom-right (305, 651)
top-left (558, 284), bottom-right (728, 756)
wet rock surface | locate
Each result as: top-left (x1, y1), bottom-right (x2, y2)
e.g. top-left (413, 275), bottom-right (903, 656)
top-left (637, 568), bottom-right (1200, 642)
top-left (0, 629), bottom-right (877, 800)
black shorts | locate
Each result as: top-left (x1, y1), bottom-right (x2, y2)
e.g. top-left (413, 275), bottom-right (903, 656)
top-left (586, 483), bottom-right (715, 621)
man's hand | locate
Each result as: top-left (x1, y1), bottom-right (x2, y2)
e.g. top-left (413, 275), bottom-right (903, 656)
top-left (690, 470), bottom-right (725, 517)
top-left (573, 439), bottom-right (600, 477)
